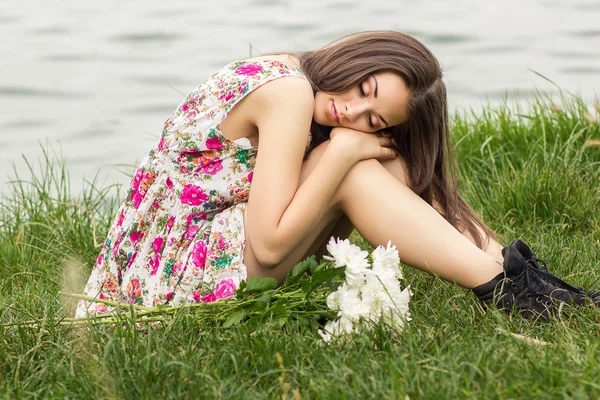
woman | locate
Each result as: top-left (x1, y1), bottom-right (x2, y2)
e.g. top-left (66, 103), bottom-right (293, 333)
top-left (76, 31), bottom-right (599, 320)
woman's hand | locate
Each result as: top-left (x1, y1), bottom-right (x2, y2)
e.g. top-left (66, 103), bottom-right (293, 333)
top-left (329, 127), bottom-right (398, 164)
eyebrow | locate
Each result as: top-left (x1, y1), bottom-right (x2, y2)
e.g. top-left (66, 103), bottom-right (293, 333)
top-left (372, 76), bottom-right (389, 127)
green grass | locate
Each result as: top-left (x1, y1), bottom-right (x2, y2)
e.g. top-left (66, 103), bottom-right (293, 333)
top-left (1, 95), bottom-right (600, 399)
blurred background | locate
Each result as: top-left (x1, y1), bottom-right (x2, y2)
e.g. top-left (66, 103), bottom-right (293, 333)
top-left (1, 0), bottom-right (599, 192)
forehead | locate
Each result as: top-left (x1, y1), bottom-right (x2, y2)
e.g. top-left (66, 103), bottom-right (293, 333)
top-left (370, 71), bottom-right (410, 126)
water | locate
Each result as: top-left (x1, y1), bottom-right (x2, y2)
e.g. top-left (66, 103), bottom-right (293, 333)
top-left (1, 0), bottom-right (599, 192)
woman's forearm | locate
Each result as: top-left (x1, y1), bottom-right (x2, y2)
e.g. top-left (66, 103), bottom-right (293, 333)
top-left (249, 140), bottom-right (354, 267)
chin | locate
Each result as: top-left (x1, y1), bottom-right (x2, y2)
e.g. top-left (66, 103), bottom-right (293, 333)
top-left (312, 109), bottom-right (328, 126)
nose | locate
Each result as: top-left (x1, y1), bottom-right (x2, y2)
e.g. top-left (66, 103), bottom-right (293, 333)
top-left (343, 100), bottom-right (368, 123)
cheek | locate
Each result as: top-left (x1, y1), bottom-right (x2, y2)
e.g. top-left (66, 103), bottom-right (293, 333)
top-left (313, 94), bottom-right (327, 124)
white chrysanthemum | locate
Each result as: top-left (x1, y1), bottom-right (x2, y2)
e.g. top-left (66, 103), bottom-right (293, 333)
top-left (320, 238), bottom-right (410, 342)
top-left (318, 316), bottom-right (355, 342)
top-left (344, 257), bottom-right (370, 287)
top-left (383, 286), bottom-right (412, 329)
top-left (323, 237), bottom-right (370, 287)
top-left (336, 283), bottom-right (369, 322)
top-left (326, 291), bottom-right (339, 311)
top-left (361, 272), bottom-right (396, 316)
top-left (318, 327), bottom-right (333, 343)
top-left (324, 238), bottom-right (369, 266)
top-left (324, 237), bottom-right (370, 287)
top-left (362, 268), bottom-right (411, 326)
top-left (372, 241), bottom-right (403, 281)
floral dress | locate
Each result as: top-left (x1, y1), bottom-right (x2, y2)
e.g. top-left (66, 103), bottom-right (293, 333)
top-left (76, 60), bottom-right (309, 317)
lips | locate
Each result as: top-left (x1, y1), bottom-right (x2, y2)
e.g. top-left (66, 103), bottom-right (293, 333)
top-left (330, 101), bottom-right (340, 124)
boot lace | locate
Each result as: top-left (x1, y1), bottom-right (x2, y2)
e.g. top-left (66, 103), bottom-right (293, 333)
top-left (522, 262), bottom-right (576, 305)
top-left (528, 253), bottom-right (548, 273)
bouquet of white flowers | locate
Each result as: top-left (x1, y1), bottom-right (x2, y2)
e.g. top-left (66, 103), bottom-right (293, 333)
top-left (318, 238), bottom-right (412, 342)
top-left (15, 237), bottom-right (411, 341)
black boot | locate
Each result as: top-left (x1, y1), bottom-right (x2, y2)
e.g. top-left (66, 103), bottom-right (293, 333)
top-left (512, 239), bottom-right (600, 307)
top-left (473, 240), bottom-right (588, 320)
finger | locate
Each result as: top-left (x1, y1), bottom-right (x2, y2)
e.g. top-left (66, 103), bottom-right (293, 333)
top-left (377, 137), bottom-right (393, 147)
top-left (378, 147), bottom-right (398, 159)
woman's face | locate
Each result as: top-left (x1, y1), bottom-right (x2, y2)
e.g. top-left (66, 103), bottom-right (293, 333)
top-left (313, 71), bottom-right (410, 132)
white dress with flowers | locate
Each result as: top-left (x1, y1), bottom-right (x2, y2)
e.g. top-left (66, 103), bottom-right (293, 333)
top-left (76, 60), bottom-right (309, 317)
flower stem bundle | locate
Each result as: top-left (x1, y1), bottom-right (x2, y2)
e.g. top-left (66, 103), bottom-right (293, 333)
top-left (7, 238), bottom-right (411, 342)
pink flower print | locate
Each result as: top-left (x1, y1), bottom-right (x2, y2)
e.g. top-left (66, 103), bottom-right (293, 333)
top-left (201, 293), bottom-right (217, 303)
top-left (165, 292), bottom-right (174, 302)
top-left (220, 91), bottom-right (234, 102)
top-left (92, 303), bottom-right (108, 314)
top-left (171, 262), bottom-right (180, 276)
top-left (117, 212), bottom-right (125, 226)
top-left (200, 159), bottom-right (223, 176)
top-left (235, 64), bottom-right (264, 76)
top-left (247, 172), bottom-right (253, 183)
top-left (180, 148), bottom-right (201, 157)
top-left (131, 168), bottom-right (143, 193)
top-left (214, 279), bottom-right (236, 300)
top-left (132, 191), bottom-right (144, 209)
top-left (184, 224), bottom-right (199, 241)
top-left (238, 81), bottom-right (248, 93)
top-left (166, 177), bottom-right (173, 189)
top-left (180, 184), bottom-right (209, 206)
top-left (167, 216), bottom-right (175, 231)
top-left (191, 240), bottom-right (207, 268)
top-left (206, 136), bottom-right (224, 150)
top-left (152, 237), bottom-right (164, 254)
top-left (157, 136), bottom-right (165, 151)
top-left (217, 236), bottom-right (226, 251)
top-left (129, 231), bottom-right (144, 246)
top-left (181, 103), bottom-right (189, 112)
top-left (127, 251), bottom-right (138, 268)
top-left (193, 289), bottom-right (202, 303)
top-left (184, 212), bottom-right (206, 240)
top-left (149, 255), bottom-right (160, 276)
top-left (94, 253), bottom-right (104, 267)
top-left (111, 237), bottom-right (124, 257)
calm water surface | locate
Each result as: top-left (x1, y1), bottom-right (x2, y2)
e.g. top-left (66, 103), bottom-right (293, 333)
top-left (1, 0), bottom-right (599, 192)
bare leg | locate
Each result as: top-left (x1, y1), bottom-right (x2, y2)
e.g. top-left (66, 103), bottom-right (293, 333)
top-left (244, 141), bottom-right (503, 288)
top-left (463, 223), bottom-right (504, 265)
top-left (331, 158), bottom-right (503, 288)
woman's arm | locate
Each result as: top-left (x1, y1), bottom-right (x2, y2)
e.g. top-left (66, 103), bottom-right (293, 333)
top-left (244, 78), bottom-right (395, 267)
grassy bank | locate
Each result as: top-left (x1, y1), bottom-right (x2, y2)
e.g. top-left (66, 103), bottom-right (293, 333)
top-left (1, 96), bottom-right (600, 399)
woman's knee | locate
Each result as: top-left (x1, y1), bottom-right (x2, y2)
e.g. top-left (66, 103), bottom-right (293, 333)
top-left (330, 155), bottom-right (410, 207)
top-left (305, 139), bottom-right (407, 185)
top-left (379, 154), bottom-right (409, 186)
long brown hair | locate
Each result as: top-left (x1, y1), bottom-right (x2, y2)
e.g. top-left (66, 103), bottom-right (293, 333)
top-left (297, 31), bottom-right (494, 249)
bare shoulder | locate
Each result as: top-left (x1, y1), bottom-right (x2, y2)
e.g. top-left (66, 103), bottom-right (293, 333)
top-left (249, 76), bottom-right (314, 123)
